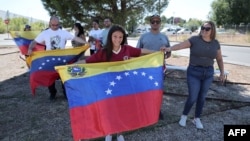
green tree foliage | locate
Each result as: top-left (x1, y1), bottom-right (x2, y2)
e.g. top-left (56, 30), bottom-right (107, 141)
top-left (0, 18), bottom-right (6, 33)
top-left (7, 17), bottom-right (29, 31)
top-left (41, 0), bottom-right (169, 31)
top-left (211, 0), bottom-right (250, 25)
top-left (185, 18), bottom-right (203, 31)
top-left (0, 17), bottom-right (48, 33)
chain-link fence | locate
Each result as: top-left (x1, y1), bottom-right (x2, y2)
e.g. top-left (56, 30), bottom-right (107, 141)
top-left (223, 24), bottom-right (250, 34)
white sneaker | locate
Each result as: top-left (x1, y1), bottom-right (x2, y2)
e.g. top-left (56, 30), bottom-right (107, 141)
top-left (179, 115), bottom-right (187, 127)
top-left (117, 135), bottom-right (125, 141)
top-left (192, 118), bottom-right (204, 129)
top-left (105, 135), bottom-right (112, 141)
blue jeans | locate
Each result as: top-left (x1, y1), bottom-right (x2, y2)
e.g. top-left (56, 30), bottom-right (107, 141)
top-left (182, 65), bottom-right (214, 118)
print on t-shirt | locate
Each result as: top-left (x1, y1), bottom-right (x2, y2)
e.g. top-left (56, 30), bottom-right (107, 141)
top-left (50, 35), bottom-right (61, 50)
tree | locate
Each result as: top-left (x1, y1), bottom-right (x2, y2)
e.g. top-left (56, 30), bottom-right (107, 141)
top-left (0, 17), bottom-right (48, 32)
top-left (185, 18), bottom-right (203, 32)
top-left (210, 0), bottom-right (250, 25)
top-left (41, 0), bottom-right (169, 30)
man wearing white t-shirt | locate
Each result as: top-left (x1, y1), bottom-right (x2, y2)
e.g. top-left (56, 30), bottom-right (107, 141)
top-left (88, 19), bottom-right (103, 55)
top-left (28, 16), bottom-right (86, 101)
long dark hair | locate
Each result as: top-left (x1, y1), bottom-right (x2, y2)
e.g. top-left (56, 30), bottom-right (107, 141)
top-left (74, 23), bottom-right (85, 37)
top-left (103, 25), bottom-right (127, 61)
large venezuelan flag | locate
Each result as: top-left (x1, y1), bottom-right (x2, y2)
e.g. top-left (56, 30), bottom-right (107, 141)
top-left (10, 31), bottom-right (45, 55)
top-left (55, 52), bottom-right (164, 140)
top-left (28, 45), bottom-right (89, 94)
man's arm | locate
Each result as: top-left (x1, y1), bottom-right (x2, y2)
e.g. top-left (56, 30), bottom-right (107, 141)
top-left (27, 40), bottom-right (37, 55)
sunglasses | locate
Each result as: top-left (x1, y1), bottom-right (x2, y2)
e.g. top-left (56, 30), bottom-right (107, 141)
top-left (151, 20), bottom-right (161, 24)
top-left (51, 24), bottom-right (59, 27)
top-left (201, 26), bottom-right (211, 31)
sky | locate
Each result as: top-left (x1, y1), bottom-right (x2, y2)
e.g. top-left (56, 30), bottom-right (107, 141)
top-left (0, 0), bottom-right (214, 22)
top-left (163, 0), bottom-right (214, 21)
top-left (0, 0), bottom-right (50, 21)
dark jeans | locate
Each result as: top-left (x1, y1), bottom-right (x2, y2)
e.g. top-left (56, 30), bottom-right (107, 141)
top-left (182, 65), bottom-right (214, 118)
top-left (48, 82), bottom-right (66, 96)
top-left (90, 49), bottom-right (95, 55)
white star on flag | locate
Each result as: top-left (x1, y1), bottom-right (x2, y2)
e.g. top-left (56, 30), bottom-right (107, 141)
top-left (124, 72), bottom-right (130, 76)
top-left (154, 82), bottom-right (159, 86)
top-left (141, 72), bottom-right (146, 76)
top-left (116, 75), bottom-right (122, 80)
top-left (105, 70), bottom-right (160, 96)
top-left (105, 88), bottom-right (112, 95)
top-left (149, 76), bottom-right (154, 80)
top-left (133, 71), bottom-right (138, 75)
top-left (110, 81), bottom-right (116, 86)
top-left (37, 57), bottom-right (69, 70)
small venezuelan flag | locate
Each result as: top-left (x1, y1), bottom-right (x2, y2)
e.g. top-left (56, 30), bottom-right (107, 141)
top-left (28, 45), bottom-right (89, 94)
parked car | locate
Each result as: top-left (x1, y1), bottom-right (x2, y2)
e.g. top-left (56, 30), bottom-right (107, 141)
top-left (177, 28), bottom-right (192, 34)
top-left (216, 28), bottom-right (229, 34)
top-left (160, 27), bottom-right (176, 35)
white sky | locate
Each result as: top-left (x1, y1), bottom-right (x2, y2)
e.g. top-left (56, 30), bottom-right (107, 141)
top-left (163, 0), bottom-right (214, 21)
top-left (0, 0), bottom-right (214, 22)
top-left (0, 0), bottom-right (50, 21)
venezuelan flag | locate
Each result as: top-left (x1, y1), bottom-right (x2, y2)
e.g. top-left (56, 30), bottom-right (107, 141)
top-left (55, 52), bottom-right (164, 140)
top-left (10, 31), bottom-right (45, 55)
top-left (28, 45), bottom-right (89, 94)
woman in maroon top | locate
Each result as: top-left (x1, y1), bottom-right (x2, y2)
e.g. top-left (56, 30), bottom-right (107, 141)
top-left (86, 25), bottom-right (154, 63)
top-left (85, 25), bottom-right (155, 141)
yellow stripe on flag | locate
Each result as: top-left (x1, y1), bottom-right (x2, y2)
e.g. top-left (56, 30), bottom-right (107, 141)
top-left (55, 52), bottom-right (164, 83)
top-left (9, 31), bottom-right (41, 40)
top-left (26, 44), bottom-right (90, 67)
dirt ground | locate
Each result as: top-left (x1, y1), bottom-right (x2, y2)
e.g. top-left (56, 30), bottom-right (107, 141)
top-left (0, 46), bottom-right (250, 141)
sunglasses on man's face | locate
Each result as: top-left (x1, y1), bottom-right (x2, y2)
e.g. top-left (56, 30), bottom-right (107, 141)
top-left (151, 20), bottom-right (161, 24)
top-left (201, 26), bottom-right (211, 31)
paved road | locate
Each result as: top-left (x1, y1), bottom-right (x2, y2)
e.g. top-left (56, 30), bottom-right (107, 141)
top-left (1, 33), bottom-right (250, 67)
top-left (128, 40), bottom-right (250, 67)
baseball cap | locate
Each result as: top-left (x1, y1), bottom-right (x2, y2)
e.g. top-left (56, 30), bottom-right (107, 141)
top-left (150, 14), bottom-right (161, 21)
top-left (25, 24), bottom-right (31, 28)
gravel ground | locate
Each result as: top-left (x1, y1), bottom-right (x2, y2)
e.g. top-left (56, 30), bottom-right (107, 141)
top-left (0, 47), bottom-right (250, 141)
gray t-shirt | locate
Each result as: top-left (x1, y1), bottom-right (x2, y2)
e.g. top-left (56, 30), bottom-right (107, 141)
top-left (188, 36), bottom-right (220, 66)
top-left (101, 28), bottom-right (110, 46)
top-left (136, 32), bottom-right (170, 50)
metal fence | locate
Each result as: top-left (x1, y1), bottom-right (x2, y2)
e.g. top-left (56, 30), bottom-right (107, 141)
top-left (223, 24), bottom-right (250, 34)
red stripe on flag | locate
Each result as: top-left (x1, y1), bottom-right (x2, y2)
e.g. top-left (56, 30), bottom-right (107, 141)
top-left (70, 90), bottom-right (163, 140)
top-left (30, 71), bottom-right (59, 94)
top-left (19, 45), bottom-right (45, 55)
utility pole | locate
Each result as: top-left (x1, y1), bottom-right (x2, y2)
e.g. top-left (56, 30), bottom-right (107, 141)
top-left (172, 12), bottom-right (175, 25)
top-left (4, 10), bottom-right (10, 39)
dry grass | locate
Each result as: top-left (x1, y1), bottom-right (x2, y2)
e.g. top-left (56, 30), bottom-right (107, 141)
top-left (168, 33), bottom-right (250, 46)
top-left (1, 45), bottom-right (250, 141)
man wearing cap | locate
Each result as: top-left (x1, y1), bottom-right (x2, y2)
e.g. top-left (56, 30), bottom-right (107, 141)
top-left (24, 25), bottom-right (31, 31)
top-left (136, 14), bottom-right (171, 120)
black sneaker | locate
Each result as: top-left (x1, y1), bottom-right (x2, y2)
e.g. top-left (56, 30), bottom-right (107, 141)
top-left (159, 110), bottom-right (164, 120)
top-left (50, 93), bottom-right (56, 101)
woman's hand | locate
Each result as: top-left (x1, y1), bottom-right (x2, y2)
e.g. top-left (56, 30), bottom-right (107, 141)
top-left (160, 46), bottom-right (171, 53)
top-left (219, 73), bottom-right (225, 84)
